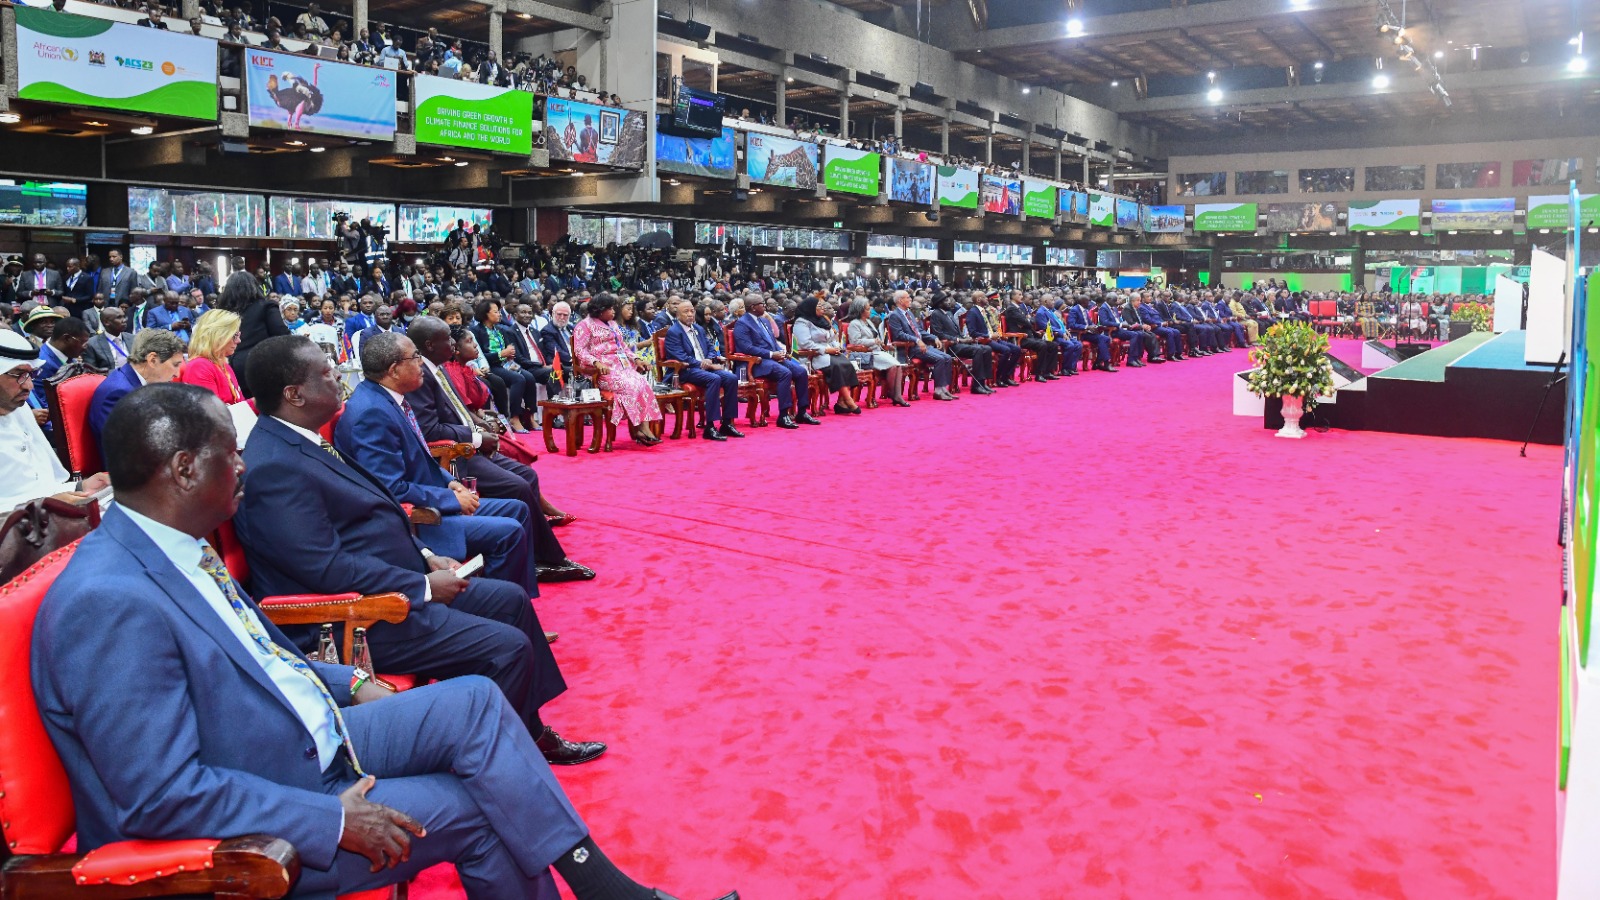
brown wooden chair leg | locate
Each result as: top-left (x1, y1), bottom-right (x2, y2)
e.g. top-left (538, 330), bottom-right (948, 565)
top-left (565, 414), bottom-right (581, 457)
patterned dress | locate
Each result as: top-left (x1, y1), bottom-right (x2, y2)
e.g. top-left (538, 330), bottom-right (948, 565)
top-left (572, 316), bottom-right (663, 427)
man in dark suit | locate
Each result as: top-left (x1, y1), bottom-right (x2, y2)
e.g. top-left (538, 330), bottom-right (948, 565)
top-left (61, 257), bottom-right (95, 317)
top-left (734, 295), bottom-right (817, 429)
top-left (82, 306), bottom-right (130, 371)
top-left (329, 261), bottom-right (362, 297)
top-left (662, 297), bottom-right (743, 440)
top-left (1130, 295), bottom-right (1174, 363)
top-left (238, 336), bottom-right (603, 764)
top-left (21, 253), bottom-right (62, 305)
top-left (36, 383), bottom-right (735, 900)
top-left (538, 301), bottom-right (575, 372)
top-left (406, 318), bottom-right (593, 583)
top-left (1067, 296), bottom-right (1113, 372)
top-left (886, 290), bottom-right (956, 401)
top-left (1095, 296), bottom-right (1150, 368)
top-left (964, 291), bottom-right (1020, 387)
top-left (1036, 297), bottom-right (1084, 376)
top-left (335, 334), bottom-right (538, 597)
top-left (352, 303), bottom-right (403, 361)
top-left (100, 249), bottom-right (137, 305)
top-left (1003, 291), bottom-right (1059, 381)
top-left (87, 327), bottom-right (187, 454)
top-left (928, 293), bottom-right (994, 394)
top-left (507, 301), bottom-right (555, 394)
top-left (30, 316), bottom-right (89, 408)
top-left (273, 264), bottom-right (303, 298)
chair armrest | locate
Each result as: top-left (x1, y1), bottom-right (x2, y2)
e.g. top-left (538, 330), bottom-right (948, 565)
top-left (428, 440), bottom-right (476, 471)
top-left (0, 835), bottom-right (298, 900)
top-left (257, 592), bottom-right (412, 626)
top-left (399, 503), bottom-right (442, 527)
top-left (658, 359), bottom-right (686, 372)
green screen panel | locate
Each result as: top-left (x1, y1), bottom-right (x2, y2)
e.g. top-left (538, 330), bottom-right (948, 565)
top-left (1436, 267), bottom-right (1463, 294)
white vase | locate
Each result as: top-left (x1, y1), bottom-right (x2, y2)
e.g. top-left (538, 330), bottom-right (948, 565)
top-left (1277, 394), bottom-right (1306, 439)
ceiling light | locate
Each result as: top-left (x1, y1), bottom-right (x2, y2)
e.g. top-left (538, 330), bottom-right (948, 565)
top-left (131, 126), bottom-right (153, 135)
top-left (287, 139), bottom-right (305, 146)
top-left (1540, 228), bottom-right (1551, 234)
top-left (1492, 229), bottom-right (1503, 235)
top-left (785, 76), bottom-right (794, 83)
top-left (1313, 60), bottom-right (1324, 69)
top-left (0, 113), bottom-right (19, 124)
top-left (1206, 87), bottom-right (1223, 102)
top-left (517, 11), bottom-right (530, 18)
top-left (1589, 227), bottom-right (1599, 234)
top-left (1433, 50), bottom-right (1444, 58)
top-left (1206, 70), bottom-right (1216, 79)
top-left (454, 161), bottom-right (469, 167)
top-left (1110, 79), bottom-right (1119, 86)
top-left (1570, 57), bottom-right (1590, 73)
top-left (1065, 18), bottom-right (1084, 37)
top-left (1409, 231), bottom-right (1419, 235)
top-left (1448, 230), bottom-right (1458, 235)
top-left (1021, 86), bottom-right (1031, 94)
top-left (85, 120), bottom-right (108, 127)
top-left (1372, 74), bottom-right (1390, 88)
top-left (439, 155), bottom-right (454, 161)
top-left (309, 146), bottom-right (325, 153)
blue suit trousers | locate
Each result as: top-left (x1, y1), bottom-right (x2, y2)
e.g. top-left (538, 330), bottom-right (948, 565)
top-left (680, 365), bottom-right (741, 424)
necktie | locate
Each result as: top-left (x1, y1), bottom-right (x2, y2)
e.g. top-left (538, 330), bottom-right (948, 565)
top-left (111, 336), bottom-right (127, 359)
top-left (399, 398), bottom-right (428, 447)
top-left (434, 370), bottom-right (473, 426)
top-left (197, 546), bottom-right (364, 775)
top-left (319, 438), bottom-right (344, 463)
top-left (685, 326), bottom-right (704, 362)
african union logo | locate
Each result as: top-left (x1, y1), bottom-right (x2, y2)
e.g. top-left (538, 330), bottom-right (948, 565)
top-left (60, 47), bottom-right (78, 62)
top-left (88, 50), bottom-right (105, 66)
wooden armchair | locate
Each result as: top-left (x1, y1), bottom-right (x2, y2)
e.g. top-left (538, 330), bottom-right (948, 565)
top-left (783, 324), bottom-right (830, 417)
top-left (428, 440), bottom-right (475, 480)
top-left (839, 339), bottom-right (879, 410)
top-left (650, 333), bottom-right (698, 439)
top-left (44, 372), bottom-right (106, 478)
top-left (721, 324), bottom-right (770, 427)
top-left (0, 543), bottom-right (401, 900)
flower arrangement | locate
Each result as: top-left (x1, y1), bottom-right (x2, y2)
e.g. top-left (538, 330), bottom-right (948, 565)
top-left (1457, 302), bottom-right (1493, 333)
top-left (1246, 322), bottom-right (1336, 409)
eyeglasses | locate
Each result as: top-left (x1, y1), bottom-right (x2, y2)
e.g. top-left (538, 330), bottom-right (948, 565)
top-left (1, 369), bottom-right (34, 383)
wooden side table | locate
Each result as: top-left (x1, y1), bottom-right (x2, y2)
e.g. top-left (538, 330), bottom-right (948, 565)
top-left (538, 400), bottom-right (613, 456)
top-left (651, 388), bottom-right (691, 439)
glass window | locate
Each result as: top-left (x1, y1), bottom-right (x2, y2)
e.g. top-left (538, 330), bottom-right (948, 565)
top-left (1299, 168), bottom-right (1353, 193)
top-left (1436, 161), bottom-right (1501, 189)
top-left (1365, 165), bottom-right (1425, 192)
top-left (1235, 170), bottom-right (1289, 195)
top-left (1176, 172), bottom-right (1226, 197)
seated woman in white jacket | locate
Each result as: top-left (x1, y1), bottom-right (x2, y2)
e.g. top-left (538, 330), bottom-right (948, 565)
top-left (791, 295), bottom-right (862, 415)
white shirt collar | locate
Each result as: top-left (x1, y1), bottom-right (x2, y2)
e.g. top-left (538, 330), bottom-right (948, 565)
top-left (380, 384), bottom-right (408, 407)
top-left (271, 416), bottom-right (326, 447)
top-left (118, 503), bottom-right (206, 574)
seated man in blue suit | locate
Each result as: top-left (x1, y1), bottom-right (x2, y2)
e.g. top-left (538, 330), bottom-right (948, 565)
top-left (886, 290), bottom-right (957, 400)
top-left (335, 333), bottom-right (538, 597)
top-left (1095, 296), bottom-right (1150, 368)
top-left (30, 315), bottom-right (90, 408)
top-left (733, 295), bottom-right (818, 429)
top-left (964, 291), bottom-right (1020, 387)
top-left (87, 326), bottom-right (186, 456)
top-left (140, 290), bottom-right (197, 343)
top-left (1130, 294), bottom-right (1175, 363)
top-left (1037, 297), bottom-right (1084, 377)
top-left (1067, 296), bottom-right (1114, 372)
top-left (35, 383), bottom-right (737, 900)
top-left (662, 297), bottom-right (743, 441)
top-left (237, 335), bottom-right (604, 765)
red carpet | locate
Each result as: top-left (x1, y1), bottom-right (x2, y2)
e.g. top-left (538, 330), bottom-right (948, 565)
top-left (414, 347), bottom-right (1558, 899)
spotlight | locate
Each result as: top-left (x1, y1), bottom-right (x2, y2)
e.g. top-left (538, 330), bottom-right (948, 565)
top-left (1372, 74), bottom-right (1390, 88)
top-left (1313, 60), bottom-right (1324, 69)
top-left (1433, 50), bottom-right (1444, 58)
top-left (454, 161), bottom-right (469, 167)
top-left (1022, 86), bottom-right (1031, 94)
top-left (1570, 57), bottom-right (1590, 73)
top-left (1206, 87), bottom-right (1223, 102)
top-left (0, 113), bottom-right (19, 124)
top-left (1066, 17), bottom-right (1083, 36)
top-left (1110, 79), bottom-right (1119, 86)
top-left (310, 146), bottom-right (325, 153)
top-left (131, 126), bottom-right (154, 135)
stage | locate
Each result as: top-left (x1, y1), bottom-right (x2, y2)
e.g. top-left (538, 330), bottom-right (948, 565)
top-left (1267, 331), bottom-right (1567, 444)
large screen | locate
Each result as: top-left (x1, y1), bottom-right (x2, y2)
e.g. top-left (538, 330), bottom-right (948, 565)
top-left (866, 234), bottom-right (906, 259)
top-left (1431, 198), bottom-right (1514, 231)
top-left (953, 241), bottom-right (981, 262)
top-left (1114, 198), bottom-right (1140, 230)
top-left (1144, 205), bottom-right (1185, 233)
top-left (1088, 194), bottom-right (1114, 228)
top-left (888, 158), bottom-right (934, 205)
top-left (981, 175), bottom-right (1021, 215)
top-left (1023, 181), bottom-right (1056, 220)
top-left (671, 84), bottom-right (725, 137)
top-left (745, 133), bottom-right (819, 189)
top-left (1044, 247), bottom-right (1086, 267)
top-left (823, 144), bottom-right (882, 196)
top-left (1059, 190), bottom-right (1089, 221)
top-left (1193, 203), bottom-right (1258, 232)
top-left (1264, 202), bottom-right (1338, 232)
top-left (16, 8), bottom-right (218, 120)
top-left (128, 187), bottom-right (265, 236)
top-left (1528, 194), bottom-right (1600, 230)
top-left (415, 74), bottom-right (533, 155)
top-left (655, 119), bottom-right (735, 179)
top-left (247, 51), bottom-right (396, 139)
top-left (270, 197), bottom-right (393, 241)
top-left (1348, 199), bottom-right (1420, 232)
top-left (0, 180), bottom-right (87, 227)
top-left (546, 98), bottom-right (647, 169)
top-left (937, 166), bottom-right (979, 209)
top-left (397, 205), bottom-right (492, 244)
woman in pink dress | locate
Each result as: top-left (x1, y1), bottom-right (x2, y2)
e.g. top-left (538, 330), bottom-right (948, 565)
top-left (571, 294), bottom-right (662, 447)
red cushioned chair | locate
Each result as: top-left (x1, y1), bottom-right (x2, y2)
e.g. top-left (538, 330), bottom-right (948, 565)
top-left (43, 372), bottom-right (106, 479)
top-left (782, 323), bottom-right (830, 417)
top-left (653, 333), bottom-right (704, 438)
top-left (721, 324), bottom-right (770, 427)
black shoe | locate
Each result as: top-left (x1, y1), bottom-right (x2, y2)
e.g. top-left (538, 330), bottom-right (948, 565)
top-left (1129, 360), bottom-right (1145, 368)
top-left (971, 383), bottom-right (992, 395)
top-left (1107, 365), bottom-right (1120, 372)
top-left (719, 423), bottom-right (746, 438)
top-left (777, 415), bottom-right (799, 429)
top-left (892, 398), bottom-right (911, 407)
top-left (702, 426), bottom-right (727, 441)
top-left (536, 727), bottom-right (607, 765)
top-left (651, 891), bottom-right (739, 900)
top-left (833, 401), bottom-right (851, 415)
top-left (796, 412), bottom-right (822, 425)
top-left (537, 560), bottom-right (597, 583)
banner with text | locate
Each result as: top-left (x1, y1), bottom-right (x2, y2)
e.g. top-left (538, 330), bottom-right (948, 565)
top-left (247, 50), bottom-right (396, 139)
top-left (1022, 180), bottom-right (1056, 219)
top-left (415, 75), bottom-right (533, 155)
top-left (1347, 199), bottom-right (1420, 232)
top-left (1088, 193), bottom-right (1114, 228)
top-left (17, 8), bottom-right (218, 120)
top-left (1193, 202), bottom-right (1259, 232)
top-left (1431, 198), bottom-right (1515, 232)
top-left (1528, 194), bottom-right (1600, 230)
top-left (823, 145), bottom-right (882, 196)
top-left (937, 166), bottom-right (979, 209)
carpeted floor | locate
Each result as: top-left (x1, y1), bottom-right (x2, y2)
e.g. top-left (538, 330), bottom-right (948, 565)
top-left (413, 344), bottom-right (1559, 900)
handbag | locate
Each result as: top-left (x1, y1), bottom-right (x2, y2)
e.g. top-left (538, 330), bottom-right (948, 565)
top-left (0, 495), bottom-right (100, 584)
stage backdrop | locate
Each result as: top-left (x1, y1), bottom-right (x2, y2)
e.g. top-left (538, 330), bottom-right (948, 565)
top-left (247, 51), bottom-right (396, 139)
top-left (546, 98), bottom-right (646, 169)
top-left (16, 8), bottom-right (218, 120)
top-left (823, 144), bottom-right (881, 196)
top-left (937, 166), bottom-right (979, 209)
top-left (1022, 180), bottom-right (1056, 219)
top-left (415, 75), bottom-right (533, 155)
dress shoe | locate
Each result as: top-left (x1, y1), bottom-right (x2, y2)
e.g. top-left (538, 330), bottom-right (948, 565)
top-left (537, 560), bottom-right (596, 583)
top-left (536, 727), bottom-right (606, 766)
top-left (702, 426), bottom-right (727, 441)
top-left (1107, 365), bottom-right (1120, 372)
top-left (833, 401), bottom-right (852, 415)
top-left (892, 398), bottom-right (911, 407)
top-left (718, 422), bottom-right (746, 438)
top-left (796, 412), bottom-right (822, 425)
top-left (1129, 360), bottom-right (1145, 368)
top-left (546, 513), bottom-right (577, 528)
top-left (777, 415), bottom-right (799, 429)
top-left (544, 631), bottom-right (559, 643)
top-left (934, 389), bottom-right (955, 401)
top-left (971, 383), bottom-right (993, 395)
top-left (651, 890), bottom-right (739, 900)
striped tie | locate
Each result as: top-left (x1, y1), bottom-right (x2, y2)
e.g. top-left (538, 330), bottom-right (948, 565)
top-left (319, 439), bottom-right (344, 463)
top-left (197, 546), bottom-right (364, 775)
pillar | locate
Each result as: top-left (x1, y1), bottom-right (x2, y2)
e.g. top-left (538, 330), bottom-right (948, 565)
top-left (985, 128), bottom-right (993, 165)
top-left (1022, 127), bottom-right (1033, 175)
top-left (488, 8), bottom-right (503, 57)
top-left (894, 103), bottom-right (903, 139)
top-left (1055, 142), bottom-right (1063, 180)
top-left (1081, 156), bottom-right (1090, 186)
top-left (775, 75), bottom-right (786, 127)
top-left (940, 117), bottom-right (950, 155)
top-left (1352, 243), bottom-right (1367, 291)
top-left (839, 91), bottom-right (850, 139)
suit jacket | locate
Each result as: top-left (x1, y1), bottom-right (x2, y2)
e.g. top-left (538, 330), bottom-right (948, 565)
top-left (928, 309), bottom-right (967, 343)
top-left (32, 506), bottom-right (353, 897)
top-left (1095, 302), bottom-right (1126, 329)
top-left (83, 331), bottom-right (129, 371)
top-left (537, 322), bottom-right (573, 369)
top-left (885, 308), bottom-right (935, 348)
top-left (663, 320), bottom-right (717, 366)
top-left (101, 265), bottom-right (137, 304)
top-left (334, 379), bottom-right (461, 520)
top-left (62, 270), bottom-right (95, 313)
top-left (1066, 304), bottom-right (1093, 332)
top-left (19, 267), bottom-right (61, 301)
top-left (87, 362), bottom-right (142, 454)
top-left (964, 307), bottom-right (993, 339)
top-left (733, 312), bottom-right (784, 360)
top-left (506, 321), bottom-right (546, 368)
top-left (409, 365), bottom-right (476, 445)
top-left (236, 415), bottom-right (432, 615)
top-left (272, 273), bottom-right (302, 296)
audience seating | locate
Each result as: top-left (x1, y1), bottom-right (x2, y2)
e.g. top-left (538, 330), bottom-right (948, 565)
top-left (721, 325), bottom-right (771, 427)
top-left (653, 332), bottom-right (705, 438)
top-left (782, 324), bottom-right (830, 417)
top-left (43, 373), bottom-right (105, 479)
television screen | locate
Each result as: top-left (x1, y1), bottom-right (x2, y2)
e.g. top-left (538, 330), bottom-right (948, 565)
top-left (1431, 198), bottom-right (1515, 231)
top-left (980, 175), bottom-right (1021, 215)
top-left (1114, 198), bottom-right (1140, 230)
top-left (128, 187), bottom-right (265, 236)
top-left (655, 118), bottom-right (735, 179)
top-left (888, 158), bottom-right (934, 204)
top-left (547, 98), bottom-right (647, 169)
top-left (0, 180), bottom-right (87, 227)
top-left (1348, 199), bottom-right (1420, 232)
top-left (938, 167), bottom-right (979, 209)
top-left (1059, 190), bottom-right (1089, 220)
top-left (1144, 205), bottom-right (1185, 233)
top-left (671, 84), bottom-right (725, 137)
top-left (397, 205), bottom-right (492, 243)
top-left (746, 133), bottom-right (820, 189)
top-left (1264, 202), bottom-right (1338, 233)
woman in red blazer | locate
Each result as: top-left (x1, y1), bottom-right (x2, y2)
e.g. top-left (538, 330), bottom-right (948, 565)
top-left (179, 309), bottom-right (245, 404)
